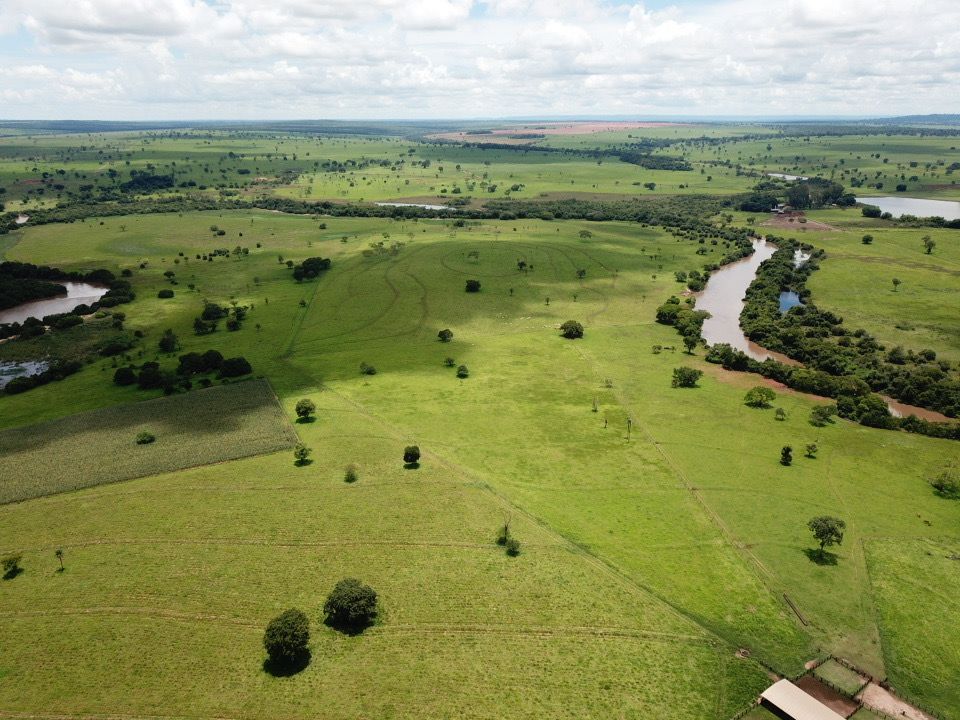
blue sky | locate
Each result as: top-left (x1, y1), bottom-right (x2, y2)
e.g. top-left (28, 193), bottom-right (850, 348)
top-left (0, 0), bottom-right (957, 120)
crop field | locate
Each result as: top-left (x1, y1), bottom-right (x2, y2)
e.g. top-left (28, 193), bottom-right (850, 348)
top-left (1, 128), bottom-right (960, 719)
top-left (0, 380), bottom-right (296, 503)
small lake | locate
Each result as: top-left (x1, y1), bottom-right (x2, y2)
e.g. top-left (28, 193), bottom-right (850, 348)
top-left (857, 196), bottom-right (960, 220)
top-left (0, 282), bottom-right (109, 325)
top-left (15, 214), bottom-right (30, 224)
top-left (766, 173), bottom-right (808, 181)
top-left (0, 360), bottom-right (48, 389)
top-left (376, 202), bottom-right (456, 211)
top-left (779, 291), bottom-right (803, 313)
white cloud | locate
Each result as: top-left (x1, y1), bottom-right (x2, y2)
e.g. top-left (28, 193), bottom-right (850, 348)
top-left (0, 0), bottom-right (957, 118)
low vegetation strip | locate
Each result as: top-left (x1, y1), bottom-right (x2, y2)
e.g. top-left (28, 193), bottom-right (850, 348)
top-left (0, 380), bottom-right (296, 504)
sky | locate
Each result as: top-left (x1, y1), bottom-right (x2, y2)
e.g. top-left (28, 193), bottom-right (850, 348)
top-left (0, 0), bottom-right (958, 120)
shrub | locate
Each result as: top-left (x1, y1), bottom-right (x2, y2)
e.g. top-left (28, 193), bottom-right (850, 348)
top-left (263, 608), bottom-right (310, 667)
top-left (295, 398), bottom-right (316, 421)
top-left (931, 469), bottom-right (960, 499)
top-left (2, 553), bottom-right (23, 579)
top-left (780, 446), bottom-right (793, 466)
top-left (744, 386), bottom-right (776, 408)
top-left (135, 431), bottom-right (156, 445)
top-left (559, 320), bottom-right (584, 339)
top-left (810, 405), bottom-right (836, 427)
top-left (323, 578), bottom-right (378, 631)
top-left (157, 289), bottom-right (174, 299)
top-left (465, 279), bottom-right (481, 292)
top-left (671, 366), bottom-right (702, 388)
top-left (403, 445), bottom-right (421, 465)
top-left (456, 364), bottom-right (469, 378)
top-left (344, 464), bottom-right (359, 483)
top-left (444, 356), bottom-right (456, 367)
top-left (775, 408), bottom-right (787, 421)
top-left (359, 362), bottom-right (377, 376)
top-left (437, 328), bottom-right (453, 342)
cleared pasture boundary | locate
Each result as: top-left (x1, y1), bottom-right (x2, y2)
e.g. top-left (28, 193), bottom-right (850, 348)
top-left (0, 379), bottom-right (297, 504)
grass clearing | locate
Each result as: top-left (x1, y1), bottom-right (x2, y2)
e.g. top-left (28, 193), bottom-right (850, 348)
top-left (0, 379), bottom-right (296, 504)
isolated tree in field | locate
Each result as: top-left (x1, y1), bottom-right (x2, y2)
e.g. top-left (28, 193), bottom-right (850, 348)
top-left (682, 334), bottom-right (698, 354)
top-left (158, 329), bottom-right (178, 353)
top-left (671, 366), bottom-right (702, 388)
top-left (263, 608), bottom-right (310, 669)
top-left (403, 445), bottom-right (421, 467)
top-left (55, 548), bottom-right (64, 572)
top-left (456, 364), bottom-right (469, 378)
top-left (560, 320), bottom-right (584, 339)
top-left (861, 234), bottom-right (873, 245)
top-left (437, 328), bottom-right (453, 343)
top-left (344, 464), bottom-right (359, 483)
top-left (922, 235), bottom-right (936, 254)
top-left (807, 516), bottom-right (846, 556)
top-left (775, 407), bottom-right (787, 421)
top-left (324, 578), bottom-right (378, 631)
top-left (780, 446), bottom-right (793, 466)
top-left (295, 398), bottom-right (316, 422)
top-left (465, 279), bottom-right (481, 293)
top-left (505, 537), bottom-right (521, 556)
top-left (293, 443), bottom-right (311, 466)
top-left (892, 277), bottom-right (901, 292)
top-left (2, 553), bottom-right (23, 579)
top-left (931, 467), bottom-right (960, 499)
top-left (744, 386), bottom-right (776, 408)
top-left (576, 268), bottom-right (587, 279)
top-left (444, 356), bottom-right (456, 367)
top-left (805, 443), bottom-right (818, 459)
top-left (578, 230), bottom-right (593, 239)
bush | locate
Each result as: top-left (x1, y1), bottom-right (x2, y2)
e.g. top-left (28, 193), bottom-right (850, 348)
top-left (744, 386), bottom-right (776, 408)
top-left (559, 320), bottom-right (584, 339)
top-left (157, 289), bottom-right (174, 299)
top-left (135, 431), bottom-right (156, 445)
top-left (931, 469), bottom-right (960, 499)
top-left (295, 398), bottom-right (316, 421)
top-left (780, 446), bottom-right (793, 466)
top-left (465, 279), bottom-right (481, 292)
top-left (359, 362), bottom-right (377, 376)
top-left (323, 578), bottom-right (378, 631)
top-left (444, 356), bottom-right (456, 367)
top-left (671, 366), bottom-right (702, 388)
top-left (263, 608), bottom-right (310, 667)
top-left (403, 445), bottom-right (421, 465)
top-left (456, 364), bottom-right (469, 378)
top-left (437, 328), bottom-right (453, 342)
top-left (344, 464), bottom-right (359, 483)
top-left (2, 553), bottom-right (23, 579)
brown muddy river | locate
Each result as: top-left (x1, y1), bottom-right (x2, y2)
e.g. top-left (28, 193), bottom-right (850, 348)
top-left (0, 282), bottom-right (108, 325)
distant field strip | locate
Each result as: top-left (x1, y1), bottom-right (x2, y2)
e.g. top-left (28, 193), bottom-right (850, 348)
top-left (0, 380), bottom-right (296, 504)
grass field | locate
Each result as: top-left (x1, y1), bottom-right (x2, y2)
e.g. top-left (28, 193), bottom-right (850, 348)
top-left (2, 180), bottom-right (960, 717)
top-left (0, 380), bottom-right (296, 504)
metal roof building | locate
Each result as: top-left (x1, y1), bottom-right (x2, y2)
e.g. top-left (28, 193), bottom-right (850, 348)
top-left (760, 679), bottom-right (847, 720)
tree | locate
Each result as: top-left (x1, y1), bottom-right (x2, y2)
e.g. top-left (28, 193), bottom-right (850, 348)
top-left (323, 578), bottom-right (378, 631)
top-left (923, 235), bottom-right (936, 254)
top-left (344, 464), bottom-right (359, 483)
top-left (136, 431), bottom-right (156, 445)
top-left (437, 328), bottom-right (453, 343)
top-left (892, 277), bottom-right (901, 292)
top-left (861, 234), bottom-right (873, 245)
top-left (263, 608), bottom-right (310, 668)
top-left (55, 548), bottom-right (64, 571)
top-left (805, 443), bottom-right (818, 459)
top-left (219, 356), bottom-right (252, 377)
top-left (505, 537), bottom-right (521, 556)
top-left (576, 269), bottom-right (587, 279)
top-left (113, 366), bottom-right (137, 386)
top-left (2, 553), bottom-right (23, 580)
top-left (931, 467), bottom-right (960, 499)
top-left (444, 356), bottom-right (456, 367)
top-left (465, 279), bottom-right (481, 293)
top-left (807, 516), bottom-right (846, 555)
top-left (293, 444), bottom-right (311, 466)
top-left (775, 407), bottom-right (787, 421)
top-left (295, 398), bottom-right (316, 421)
top-left (682, 334), bottom-right (698, 354)
top-left (671, 366), bottom-right (702, 388)
top-left (157, 288), bottom-right (174, 299)
top-left (560, 320), bottom-right (584, 339)
top-left (780, 446), bottom-right (793, 466)
top-left (810, 404), bottom-right (836, 427)
top-left (403, 445), bottom-right (421, 466)
top-left (158, 329), bottom-right (178, 353)
top-left (456, 364), bottom-right (469, 378)
top-left (744, 386), bottom-right (776, 408)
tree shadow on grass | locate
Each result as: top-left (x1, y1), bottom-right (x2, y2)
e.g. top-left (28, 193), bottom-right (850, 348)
top-left (2, 567), bottom-right (23, 580)
top-left (262, 651), bottom-right (311, 677)
top-left (294, 416), bottom-right (316, 424)
top-left (323, 616), bottom-right (375, 637)
top-left (403, 462), bottom-right (420, 470)
top-left (294, 459), bottom-right (314, 467)
top-left (803, 548), bottom-right (838, 566)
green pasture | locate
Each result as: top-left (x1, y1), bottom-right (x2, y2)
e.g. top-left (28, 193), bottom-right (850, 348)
top-left (2, 205), bottom-right (959, 718)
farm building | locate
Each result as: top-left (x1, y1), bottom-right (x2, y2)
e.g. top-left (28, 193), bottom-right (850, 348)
top-left (760, 679), bottom-right (847, 720)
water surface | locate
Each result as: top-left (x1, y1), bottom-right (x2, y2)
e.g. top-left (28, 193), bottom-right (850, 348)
top-left (858, 196), bottom-right (960, 220)
top-left (375, 202), bottom-right (456, 211)
top-left (0, 360), bottom-right (48, 389)
top-left (0, 282), bottom-right (108, 325)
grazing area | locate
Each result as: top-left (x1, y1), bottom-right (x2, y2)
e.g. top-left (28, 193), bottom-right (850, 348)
top-left (0, 380), bottom-right (296, 504)
top-left (1, 123), bottom-right (959, 719)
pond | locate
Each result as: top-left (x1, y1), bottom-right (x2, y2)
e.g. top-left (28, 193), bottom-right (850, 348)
top-left (0, 282), bottom-right (109, 326)
top-left (857, 196), bottom-right (960, 220)
top-left (375, 202), bottom-right (456, 211)
top-left (779, 291), bottom-right (803, 313)
top-left (0, 360), bottom-right (48, 389)
top-left (766, 173), bottom-right (808, 181)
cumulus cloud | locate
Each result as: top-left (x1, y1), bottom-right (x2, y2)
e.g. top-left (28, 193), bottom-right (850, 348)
top-left (0, 0), bottom-right (957, 118)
